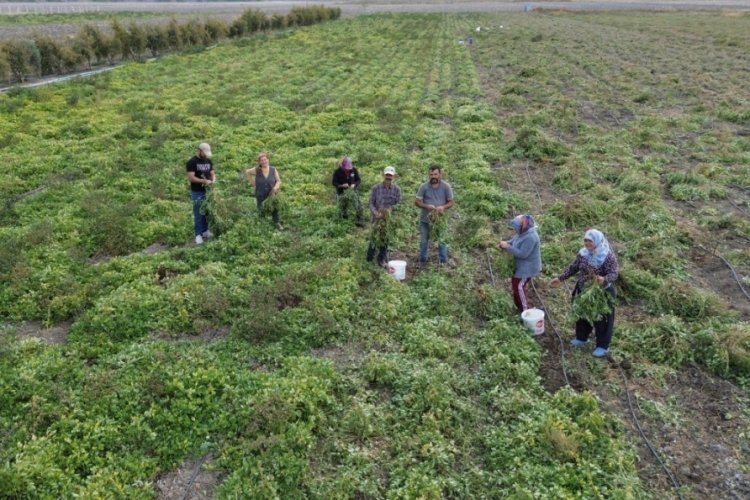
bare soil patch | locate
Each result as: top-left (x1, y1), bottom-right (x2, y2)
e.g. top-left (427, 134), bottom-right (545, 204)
top-left (595, 362), bottom-right (750, 499)
top-left (15, 320), bottom-right (71, 344)
top-left (311, 342), bottom-right (366, 369)
top-left (155, 454), bottom-right (221, 500)
top-left (667, 198), bottom-right (750, 321)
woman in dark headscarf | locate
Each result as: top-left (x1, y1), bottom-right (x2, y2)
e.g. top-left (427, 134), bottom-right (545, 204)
top-left (551, 229), bottom-right (619, 358)
top-left (499, 214), bottom-right (541, 313)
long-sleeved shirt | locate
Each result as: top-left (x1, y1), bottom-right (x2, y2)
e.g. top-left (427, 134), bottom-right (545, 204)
top-left (507, 227), bottom-right (541, 278)
top-left (332, 167), bottom-right (361, 195)
top-left (368, 182), bottom-right (401, 221)
top-left (559, 251), bottom-right (619, 295)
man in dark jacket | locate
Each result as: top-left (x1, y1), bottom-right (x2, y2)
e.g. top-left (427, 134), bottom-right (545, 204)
top-left (332, 157), bottom-right (363, 223)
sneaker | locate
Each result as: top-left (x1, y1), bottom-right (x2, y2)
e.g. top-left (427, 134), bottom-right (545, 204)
top-left (592, 347), bottom-right (609, 358)
top-left (570, 338), bottom-right (589, 348)
top-left (202, 230), bottom-right (214, 239)
top-left (195, 235), bottom-right (204, 245)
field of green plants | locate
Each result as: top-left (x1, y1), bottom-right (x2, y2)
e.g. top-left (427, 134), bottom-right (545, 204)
top-left (1, 11), bottom-right (749, 498)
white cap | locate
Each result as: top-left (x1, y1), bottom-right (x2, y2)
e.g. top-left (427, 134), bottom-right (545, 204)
top-left (198, 142), bottom-right (212, 158)
top-left (383, 166), bottom-right (396, 176)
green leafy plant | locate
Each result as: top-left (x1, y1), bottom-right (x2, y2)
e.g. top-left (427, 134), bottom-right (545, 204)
top-left (572, 280), bottom-right (615, 326)
top-left (428, 211), bottom-right (448, 244)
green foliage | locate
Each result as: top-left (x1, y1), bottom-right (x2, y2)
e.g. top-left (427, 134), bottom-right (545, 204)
top-left (2, 39), bottom-right (40, 82)
top-left (552, 156), bottom-right (594, 192)
top-left (0, 6), bottom-right (335, 82)
top-left (619, 316), bottom-right (692, 367)
top-left (428, 211), bottom-right (448, 244)
top-left (615, 262), bottom-right (663, 303)
top-left (337, 188), bottom-right (361, 219)
top-left (79, 191), bottom-right (140, 256)
top-left (201, 185), bottom-right (241, 236)
top-left (649, 278), bottom-right (731, 321)
top-left (508, 125), bottom-right (568, 162)
top-left (572, 281), bottom-right (615, 326)
top-left (5, 10), bottom-right (748, 498)
top-left (473, 284), bottom-right (516, 320)
top-left (368, 207), bottom-right (408, 248)
top-left (260, 192), bottom-right (284, 217)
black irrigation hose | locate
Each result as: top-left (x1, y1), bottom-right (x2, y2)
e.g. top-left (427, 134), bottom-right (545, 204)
top-left (530, 280), bottom-right (571, 388)
top-left (486, 249), bottom-right (497, 287)
top-left (696, 244), bottom-right (750, 303)
top-left (181, 453), bottom-right (211, 500)
top-left (514, 161), bottom-right (685, 497)
top-left (533, 280), bottom-right (686, 498)
top-left (619, 367), bottom-right (685, 500)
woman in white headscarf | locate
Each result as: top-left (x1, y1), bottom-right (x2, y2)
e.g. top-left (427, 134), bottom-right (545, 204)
top-left (550, 229), bottom-right (619, 358)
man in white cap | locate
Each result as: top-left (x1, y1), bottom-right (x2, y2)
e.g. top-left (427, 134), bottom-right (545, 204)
top-left (186, 142), bottom-right (216, 245)
top-left (366, 166), bottom-right (401, 266)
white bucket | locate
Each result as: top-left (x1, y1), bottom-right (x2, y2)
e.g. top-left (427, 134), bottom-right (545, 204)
top-left (388, 260), bottom-right (407, 280)
top-left (521, 308), bottom-right (545, 335)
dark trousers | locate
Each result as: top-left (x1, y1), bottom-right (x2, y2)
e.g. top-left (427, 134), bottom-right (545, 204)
top-left (574, 287), bottom-right (616, 349)
top-left (256, 197), bottom-right (280, 225)
top-left (366, 243), bottom-right (388, 265)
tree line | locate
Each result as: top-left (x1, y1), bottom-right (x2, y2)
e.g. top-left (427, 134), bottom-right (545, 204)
top-left (0, 5), bottom-right (341, 84)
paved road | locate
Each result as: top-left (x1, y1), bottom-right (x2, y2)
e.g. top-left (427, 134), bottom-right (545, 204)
top-left (1, 1), bottom-right (750, 17)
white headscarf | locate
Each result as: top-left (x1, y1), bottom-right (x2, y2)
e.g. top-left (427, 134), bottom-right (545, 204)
top-left (578, 229), bottom-right (610, 268)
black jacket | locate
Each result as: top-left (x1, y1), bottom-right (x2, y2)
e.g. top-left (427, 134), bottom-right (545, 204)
top-left (332, 167), bottom-right (361, 195)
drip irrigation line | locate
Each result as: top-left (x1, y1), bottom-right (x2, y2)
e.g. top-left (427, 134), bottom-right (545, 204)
top-left (181, 453), bottom-right (211, 500)
top-left (530, 280), bottom-right (570, 388)
top-left (728, 199), bottom-right (749, 217)
top-left (697, 244), bottom-right (750, 303)
top-left (515, 146), bottom-right (685, 498)
top-left (486, 249), bottom-right (497, 287)
top-left (619, 367), bottom-right (685, 500)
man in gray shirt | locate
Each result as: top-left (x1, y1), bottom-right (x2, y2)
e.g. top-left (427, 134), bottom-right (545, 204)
top-left (415, 165), bottom-right (455, 264)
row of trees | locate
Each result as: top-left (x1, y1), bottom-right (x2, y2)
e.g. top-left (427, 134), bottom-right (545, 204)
top-left (0, 5), bottom-right (341, 83)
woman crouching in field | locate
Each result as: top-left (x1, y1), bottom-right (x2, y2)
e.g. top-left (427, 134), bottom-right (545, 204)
top-left (550, 229), bottom-right (619, 358)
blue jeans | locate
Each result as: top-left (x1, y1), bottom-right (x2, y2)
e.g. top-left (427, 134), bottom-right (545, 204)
top-left (419, 221), bottom-right (447, 263)
top-left (191, 190), bottom-right (208, 236)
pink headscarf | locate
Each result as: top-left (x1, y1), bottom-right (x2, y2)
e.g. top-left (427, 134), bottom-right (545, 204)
top-left (340, 157), bottom-right (353, 171)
